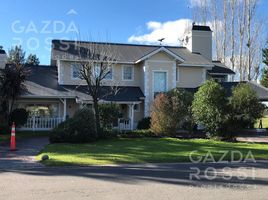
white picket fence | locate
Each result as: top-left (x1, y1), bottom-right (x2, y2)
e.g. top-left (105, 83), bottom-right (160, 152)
top-left (19, 117), bottom-right (64, 131)
top-left (118, 118), bottom-right (131, 131)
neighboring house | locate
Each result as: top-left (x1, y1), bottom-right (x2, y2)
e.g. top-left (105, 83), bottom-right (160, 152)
top-left (0, 24), bottom-right (266, 131)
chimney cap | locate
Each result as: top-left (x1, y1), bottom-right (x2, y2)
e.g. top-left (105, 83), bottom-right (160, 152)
top-left (192, 24), bottom-right (211, 31)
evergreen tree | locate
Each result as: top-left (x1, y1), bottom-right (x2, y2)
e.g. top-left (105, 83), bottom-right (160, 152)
top-left (7, 45), bottom-right (25, 65)
top-left (26, 54), bottom-right (40, 65)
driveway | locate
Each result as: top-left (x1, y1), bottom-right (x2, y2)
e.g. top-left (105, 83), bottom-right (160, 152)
top-left (0, 137), bottom-right (49, 169)
top-left (237, 136), bottom-right (268, 143)
top-left (0, 162), bottom-right (268, 200)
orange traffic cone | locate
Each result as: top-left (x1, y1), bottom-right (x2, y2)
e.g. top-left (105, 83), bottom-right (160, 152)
top-left (10, 122), bottom-right (16, 151)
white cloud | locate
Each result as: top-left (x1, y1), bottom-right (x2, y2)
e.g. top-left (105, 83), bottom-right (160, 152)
top-left (128, 19), bottom-right (193, 46)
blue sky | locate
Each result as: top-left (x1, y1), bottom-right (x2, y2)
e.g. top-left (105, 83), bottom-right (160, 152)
top-left (0, 0), bottom-right (267, 64)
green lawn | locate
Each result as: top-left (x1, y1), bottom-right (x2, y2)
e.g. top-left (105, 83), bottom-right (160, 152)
top-left (255, 115), bottom-right (268, 128)
top-left (37, 138), bottom-right (268, 166)
top-left (0, 131), bottom-right (49, 142)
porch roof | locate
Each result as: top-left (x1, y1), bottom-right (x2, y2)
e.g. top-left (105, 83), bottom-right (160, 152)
top-left (21, 65), bottom-right (145, 102)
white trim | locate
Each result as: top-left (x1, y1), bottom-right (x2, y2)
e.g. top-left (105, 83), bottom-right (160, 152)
top-left (135, 47), bottom-right (184, 63)
top-left (59, 58), bottom-right (134, 65)
top-left (152, 70), bottom-right (168, 98)
top-left (146, 60), bottom-right (176, 64)
top-left (176, 67), bottom-right (180, 82)
top-left (202, 68), bottom-right (207, 83)
top-left (178, 63), bottom-right (214, 68)
top-left (144, 60), bottom-right (150, 117)
top-left (122, 65), bottom-right (134, 81)
top-left (172, 61), bottom-right (176, 88)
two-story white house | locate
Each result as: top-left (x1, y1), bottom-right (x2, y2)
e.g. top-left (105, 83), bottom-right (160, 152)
top-left (1, 25), bottom-right (243, 131)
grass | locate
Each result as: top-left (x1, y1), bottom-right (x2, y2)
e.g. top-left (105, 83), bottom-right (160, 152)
top-left (37, 138), bottom-right (268, 166)
top-left (0, 131), bottom-right (49, 142)
top-left (255, 115), bottom-right (268, 128)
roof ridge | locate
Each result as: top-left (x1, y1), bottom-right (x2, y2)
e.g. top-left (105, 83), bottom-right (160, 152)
top-left (52, 39), bottom-right (186, 49)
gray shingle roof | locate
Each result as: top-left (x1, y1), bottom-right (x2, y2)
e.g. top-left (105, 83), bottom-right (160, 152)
top-left (51, 40), bottom-right (213, 66)
top-left (208, 61), bottom-right (235, 74)
top-left (22, 65), bottom-right (144, 102)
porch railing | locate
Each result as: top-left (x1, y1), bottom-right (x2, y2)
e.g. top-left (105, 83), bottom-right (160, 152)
top-left (118, 118), bottom-right (131, 131)
top-left (19, 117), bottom-right (64, 131)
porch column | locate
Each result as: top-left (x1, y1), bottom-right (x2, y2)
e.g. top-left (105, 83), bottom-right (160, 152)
top-left (63, 98), bottom-right (67, 120)
top-left (128, 104), bottom-right (134, 130)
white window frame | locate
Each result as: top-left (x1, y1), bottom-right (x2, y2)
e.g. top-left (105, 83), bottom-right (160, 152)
top-left (71, 63), bottom-right (81, 80)
top-left (152, 70), bottom-right (168, 98)
top-left (122, 65), bottom-right (134, 81)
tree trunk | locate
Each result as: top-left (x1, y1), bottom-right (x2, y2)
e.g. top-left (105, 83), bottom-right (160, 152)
top-left (93, 98), bottom-right (101, 138)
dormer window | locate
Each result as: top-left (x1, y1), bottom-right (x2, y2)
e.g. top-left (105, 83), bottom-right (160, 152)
top-left (71, 64), bottom-right (81, 79)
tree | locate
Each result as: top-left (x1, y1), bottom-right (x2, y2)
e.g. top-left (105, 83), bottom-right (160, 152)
top-left (190, 0), bottom-right (264, 81)
top-left (74, 41), bottom-right (119, 137)
top-left (0, 64), bottom-right (29, 123)
top-left (192, 80), bottom-right (228, 137)
top-left (150, 89), bottom-right (193, 135)
top-left (230, 83), bottom-right (265, 129)
top-left (260, 43), bottom-right (268, 87)
top-left (99, 103), bottom-right (120, 130)
top-left (26, 54), bottom-right (40, 65)
top-left (7, 45), bottom-right (25, 65)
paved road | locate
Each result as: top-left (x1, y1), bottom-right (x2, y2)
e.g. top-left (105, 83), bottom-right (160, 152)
top-left (0, 161), bottom-right (268, 200)
top-left (0, 137), bottom-right (49, 169)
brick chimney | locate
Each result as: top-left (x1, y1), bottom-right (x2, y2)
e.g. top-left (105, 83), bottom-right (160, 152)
top-left (0, 47), bottom-right (7, 69)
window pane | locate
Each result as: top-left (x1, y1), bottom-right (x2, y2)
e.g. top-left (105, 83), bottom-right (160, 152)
top-left (72, 64), bottom-right (80, 79)
top-left (154, 72), bottom-right (167, 94)
top-left (104, 67), bottom-right (113, 80)
top-left (123, 66), bottom-right (133, 80)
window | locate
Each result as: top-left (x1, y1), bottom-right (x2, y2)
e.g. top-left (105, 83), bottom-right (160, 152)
top-left (71, 64), bottom-right (81, 79)
top-left (94, 64), bottom-right (113, 80)
top-left (123, 65), bottom-right (134, 80)
top-left (153, 71), bottom-right (167, 97)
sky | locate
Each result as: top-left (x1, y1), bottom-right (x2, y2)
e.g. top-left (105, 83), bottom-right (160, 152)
top-left (0, 0), bottom-right (267, 65)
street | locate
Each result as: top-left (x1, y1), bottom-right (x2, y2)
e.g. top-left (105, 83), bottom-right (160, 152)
top-left (1, 162), bottom-right (268, 200)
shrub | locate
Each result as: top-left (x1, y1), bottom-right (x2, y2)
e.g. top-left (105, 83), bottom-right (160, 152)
top-left (120, 129), bottom-right (156, 138)
top-left (137, 117), bottom-right (151, 130)
top-left (150, 88), bottom-right (193, 136)
top-left (10, 108), bottom-right (28, 126)
top-left (229, 83), bottom-right (266, 130)
top-left (192, 80), bottom-right (228, 137)
top-left (49, 108), bottom-right (97, 143)
top-left (99, 103), bottom-right (120, 130)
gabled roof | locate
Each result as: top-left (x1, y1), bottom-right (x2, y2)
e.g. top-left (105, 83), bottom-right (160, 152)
top-left (51, 40), bottom-right (213, 67)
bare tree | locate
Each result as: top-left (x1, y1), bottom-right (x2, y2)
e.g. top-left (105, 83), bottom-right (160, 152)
top-left (74, 41), bottom-right (119, 136)
top-left (230, 0), bottom-right (237, 81)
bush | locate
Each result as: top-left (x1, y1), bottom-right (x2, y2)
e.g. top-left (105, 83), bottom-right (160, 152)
top-left (150, 88), bottom-right (193, 136)
top-left (192, 80), bottom-right (228, 137)
top-left (229, 83), bottom-right (266, 130)
top-left (10, 108), bottom-right (29, 126)
top-left (120, 129), bottom-right (156, 138)
top-left (99, 103), bottom-right (120, 130)
top-left (49, 108), bottom-right (97, 143)
top-left (137, 117), bottom-right (151, 130)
